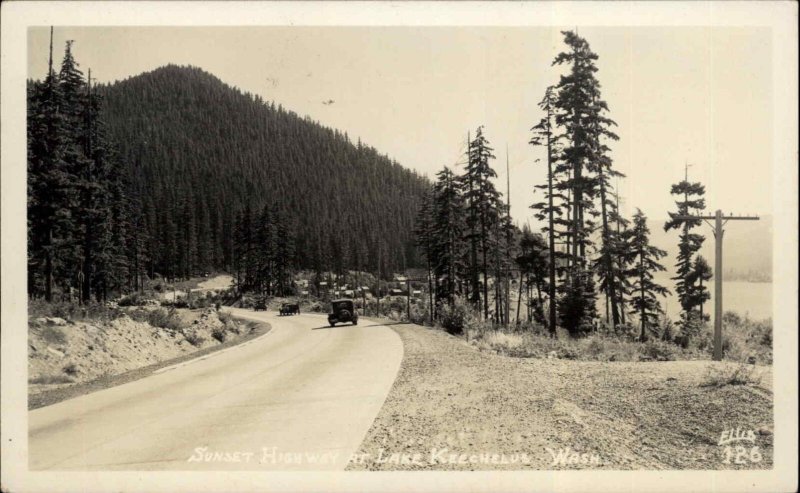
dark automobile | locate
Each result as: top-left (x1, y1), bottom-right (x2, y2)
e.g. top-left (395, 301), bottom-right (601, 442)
top-left (327, 299), bottom-right (358, 326)
top-left (253, 299), bottom-right (267, 311)
top-left (279, 303), bottom-right (300, 316)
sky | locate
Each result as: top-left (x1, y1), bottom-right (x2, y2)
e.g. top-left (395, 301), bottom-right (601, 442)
top-left (28, 26), bottom-right (773, 226)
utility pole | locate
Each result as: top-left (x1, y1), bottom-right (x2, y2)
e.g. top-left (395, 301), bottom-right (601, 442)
top-left (672, 210), bottom-right (759, 360)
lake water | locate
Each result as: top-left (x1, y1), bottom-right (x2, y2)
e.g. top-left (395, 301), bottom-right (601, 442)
top-left (646, 278), bottom-right (772, 322)
top-left (508, 280), bottom-right (772, 324)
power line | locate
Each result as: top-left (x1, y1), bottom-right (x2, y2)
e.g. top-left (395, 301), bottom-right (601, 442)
top-left (672, 209), bottom-right (760, 361)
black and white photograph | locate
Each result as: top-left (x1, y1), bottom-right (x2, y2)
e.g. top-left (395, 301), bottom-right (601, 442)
top-left (1, 2), bottom-right (797, 492)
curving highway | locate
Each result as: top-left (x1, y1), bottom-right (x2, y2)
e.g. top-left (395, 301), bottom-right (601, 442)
top-left (28, 310), bottom-right (403, 470)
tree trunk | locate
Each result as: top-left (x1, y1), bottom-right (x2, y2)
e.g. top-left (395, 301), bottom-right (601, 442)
top-left (44, 228), bottom-right (54, 302)
top-left (639, 252), bottom-right (646, 341)
top-left (546, 131), bottom-right (558, 336)
top-left (516, 272), bottom-right (524, 326)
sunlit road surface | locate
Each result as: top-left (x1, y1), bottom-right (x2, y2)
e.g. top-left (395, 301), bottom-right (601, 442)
top-left (28, 310), bottom-right (403, 470)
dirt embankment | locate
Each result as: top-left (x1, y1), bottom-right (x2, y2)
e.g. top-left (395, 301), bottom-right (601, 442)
top-left (28, 307), bottom-right (263, 406)
top-left (348, 323), bottom-right (773, 471)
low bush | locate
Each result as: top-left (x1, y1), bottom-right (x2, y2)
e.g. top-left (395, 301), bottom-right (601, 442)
top-left (408, 302), bottom-right (430, 325)
top-left (184, 331), bottom-right (205, 347)
top-left (211, 327), bottom-right (226, 343)
top-left (62, 362), bottom-right (79, 376)
top-left (438, 297), bottom-right (475, 335)
top-left (217, 310), bottom-right (233, 325)
top-left (130, 307), bottom-right (183, 332)
top-left (641, 339), bottom-right (678, 361)
top-left (118, 292), bottom-right (156, 307)
top-left (702, 362), bottom-right (762, 387)
top-left (38, 325), bottom-right (68, 345)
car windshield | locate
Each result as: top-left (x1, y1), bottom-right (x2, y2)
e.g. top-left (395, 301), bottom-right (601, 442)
top-left (333, 301), bottom-right (352, 311)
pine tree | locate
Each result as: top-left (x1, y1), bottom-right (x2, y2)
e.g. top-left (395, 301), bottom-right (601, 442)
top-left (625, 209), bottom-right (670, 341)
top-left (553, 30), bottom-right (601, 264)
top-left (664, 172), bottom-right (707, 329)
top-left (516, 226), bottom-right (549, 326)
top-left (431, 167), bottom-right (466, 305)
top-left (689, 255), bottom-right (713, 322)
top-left (273, 207), bottom-right (296, 296)
top-left (551, 30), bottom-right (611, 333)
top-left (27, 29), bottom-right (73, 301)
top-left (463, 126), bottom-right (502, 320)
top-left (609, 190), bottom-right (632, 326)
top-left (588, 90), bottom-right (623, 328)
top-left (530, 85), bottom-right (566, 335)
top-left (256, 203), bottom-right (277, 295)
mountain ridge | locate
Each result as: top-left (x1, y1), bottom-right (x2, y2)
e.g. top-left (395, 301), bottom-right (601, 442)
top-left (97, 64), bottom-right (430, 278)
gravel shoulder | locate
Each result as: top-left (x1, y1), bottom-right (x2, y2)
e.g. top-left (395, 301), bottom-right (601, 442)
top-left (28, 315), bottom-right (269, 410)
top-left (348, 322), bottom-right (773, 470)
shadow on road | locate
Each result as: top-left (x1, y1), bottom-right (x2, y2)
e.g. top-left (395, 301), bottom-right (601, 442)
top-left (311, 321), bottom-right (410, 330)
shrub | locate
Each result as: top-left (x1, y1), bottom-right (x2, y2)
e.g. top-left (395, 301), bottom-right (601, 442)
top-left (641, 339), bottom-right (677, 361)
top-left (62, 362), bottom-right (79, 376)
top-left (408, 302), bottom-right (430, 325)
top-left (118, 292), bottom-right (156, 307)
top-left (211, 327), bottom-right (226, 343)
top-left (131, 307), bottom-right (183, 332)
top-left (438, 297), bottom-right (476, 335)
top-left (586, 337), bottom-right (607, 359)
top-left (38, 325), bottom-right (68, 345)
top-left (218, 310), bottom-right (233, 325)
top-left (702, 362), bottom-right (762, 387)
top-left (184, 331), bottom-right (205, 347)
top-left (613, 322), bottom-right (638, 341)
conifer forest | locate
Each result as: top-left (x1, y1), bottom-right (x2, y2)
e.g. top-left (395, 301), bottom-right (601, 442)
top-left (28, 29), bottom-right (727, 341)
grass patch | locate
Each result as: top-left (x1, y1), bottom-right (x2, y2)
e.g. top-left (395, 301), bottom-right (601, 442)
top-left (702, 362), bottom-right (763, 387)
top-left (30, 374), bottom-right (74, 385)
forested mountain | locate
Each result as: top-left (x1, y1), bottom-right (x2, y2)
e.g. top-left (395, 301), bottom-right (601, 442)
top-left (96, 64), bottom-right (430, 282)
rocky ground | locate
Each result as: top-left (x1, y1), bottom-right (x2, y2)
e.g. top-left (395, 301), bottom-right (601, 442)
top-left (348, 322), bottom-right (773, 471)
top-left (28, 307), bottom-right (265, 408)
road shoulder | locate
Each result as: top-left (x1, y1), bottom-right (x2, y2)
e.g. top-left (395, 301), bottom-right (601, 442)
top-left (28, 317), bottom-right (270, 410)
top-left (347, 322), bottom-right (773, 471)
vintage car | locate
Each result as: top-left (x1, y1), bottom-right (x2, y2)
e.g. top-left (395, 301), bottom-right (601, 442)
top-left (327, 299), bottom-right (358, 326)
top-left (253, 299), bottom-right (268, 311)
top-left (279, 303), bottom-right (300, 316)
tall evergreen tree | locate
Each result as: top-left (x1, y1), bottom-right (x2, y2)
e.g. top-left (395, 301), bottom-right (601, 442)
top-left (625, 209), bottom-right (670, 341)
top-left (689, 255), bottom-right (713, 322)
top-left (29, 35), bottom-right (133, 302)
top-left (516, 226), bottom-right (549, 326)
top-left (27, 30), bottom-right (73, 301)
top-left (530, 85), bottom-right (566, 335)
top-left (664, 171), bottom-right (708, 329)
top-left (431, 167), bottom-right (466, 305)
top-left (551, 30), bottom-right (617, 333)
top-left (463, 126), bottom-right (502, 320)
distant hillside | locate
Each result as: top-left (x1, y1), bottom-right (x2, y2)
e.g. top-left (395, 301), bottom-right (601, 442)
top-left (97, 65), bottom-right (429, 279)
top-left (649, 215), bottom-right (773, 283)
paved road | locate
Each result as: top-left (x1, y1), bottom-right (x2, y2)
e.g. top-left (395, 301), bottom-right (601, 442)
top-left (28, 310), bottom-right (403, 470)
